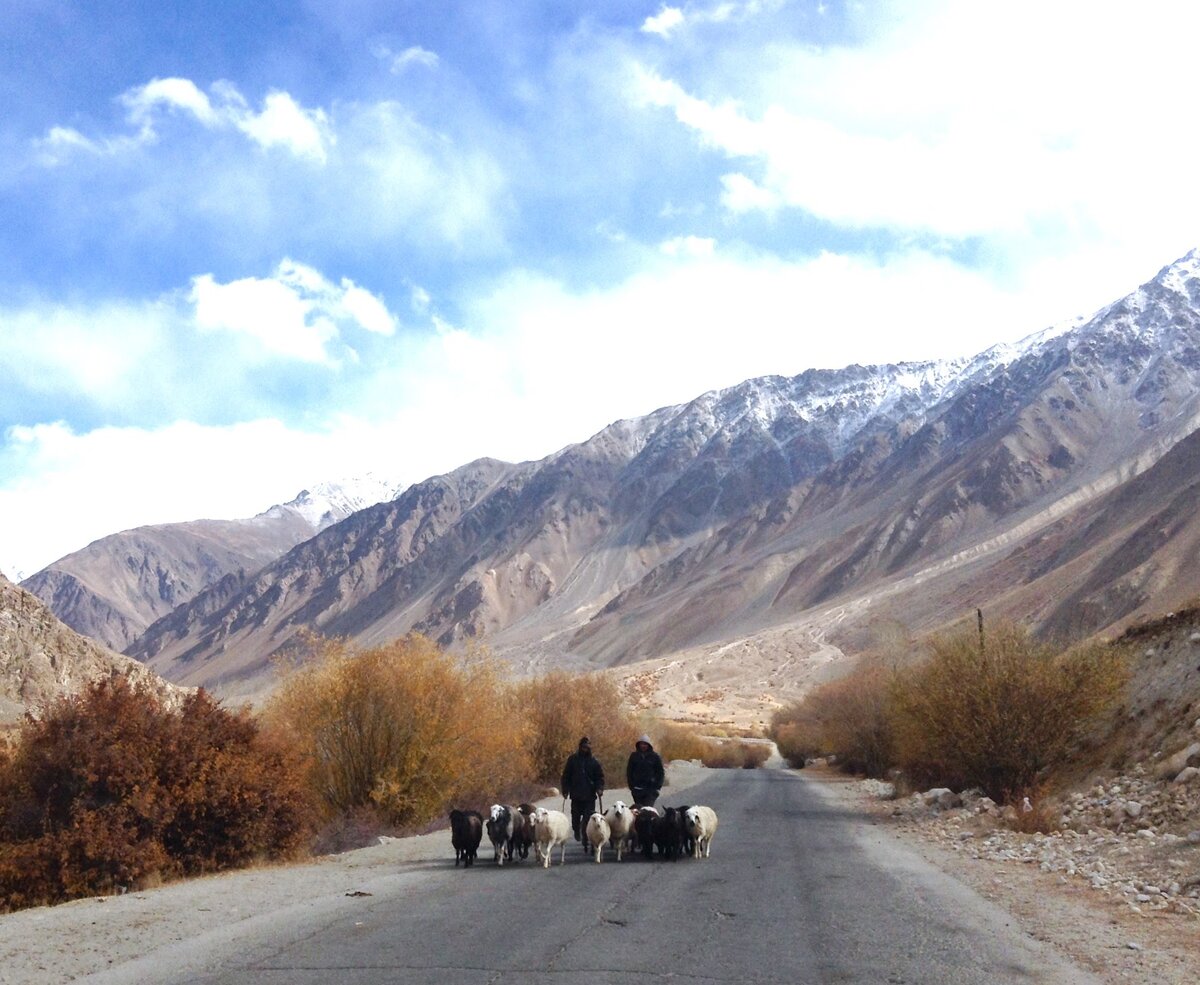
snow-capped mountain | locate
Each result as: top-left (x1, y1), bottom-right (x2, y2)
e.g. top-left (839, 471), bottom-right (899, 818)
top-left (257, 474), bottom-right (404, 531)
top-left (125, 250), bottom-right (1200, 712)
top-left (21, 478), bottom-right (400, 652)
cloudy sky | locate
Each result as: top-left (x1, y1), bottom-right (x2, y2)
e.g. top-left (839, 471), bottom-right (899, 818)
top-left (2, 0), bottom-right (1199, 578)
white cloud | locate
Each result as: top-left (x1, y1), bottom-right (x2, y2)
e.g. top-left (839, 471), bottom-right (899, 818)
top-left (629, 0), bottom-right (1200, 260)
top-left (39, 77), bottom-right (333, 165)
top-left (189, 259), bottom-right (396, 363)
top-left (642, 6), bottom-right (685, 36)
top-left (641, 1), bottom-right (781, 37)
top-left (0, 419), bottom-right (393, 578)
top-left (0, 300), bottom-right (168, 404)
top-left (659, 235), bottom-right (715, 257)
top-left (123, 77), bottom-right (219, 129)
top-left (375, 44), bottom-right (440, 73)
top-left (234, 91), bottom-right (331, 161)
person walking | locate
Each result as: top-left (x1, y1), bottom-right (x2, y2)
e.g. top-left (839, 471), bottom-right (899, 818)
top-left (626, 734), bottom-right (665, 807)
top-left (561, 736), bottom-right (605, 848)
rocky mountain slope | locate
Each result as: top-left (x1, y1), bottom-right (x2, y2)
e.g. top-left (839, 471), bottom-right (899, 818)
top-left (0, 574), bottom-right (186, 724)
top-left (21, 478), bottom-right (399, 652)
top-left (128, 251), bottom-right (1200, 710)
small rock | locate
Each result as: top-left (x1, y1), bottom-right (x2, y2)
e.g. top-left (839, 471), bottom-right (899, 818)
top-left (1173, 766), bottom-right (1199, 784)
top-left (1126, 942), bottom-right (1143, 951)
top-left (922, 787), bottom-right (962, 810)
top-left (1123, 801), bottom-right (1143, 819)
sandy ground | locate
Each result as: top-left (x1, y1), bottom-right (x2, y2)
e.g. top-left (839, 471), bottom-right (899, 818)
top-left (806, 767), bottom-right (1200, 985)
top-left (0, 764), bottom-right (712, 985)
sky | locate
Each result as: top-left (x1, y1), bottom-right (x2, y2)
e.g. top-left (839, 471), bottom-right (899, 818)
top-left (3, 0), bottom-right (1200, 579)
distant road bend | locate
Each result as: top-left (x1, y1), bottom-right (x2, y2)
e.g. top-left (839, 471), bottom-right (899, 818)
top-left (92, 769), bottom-right (1096, 985)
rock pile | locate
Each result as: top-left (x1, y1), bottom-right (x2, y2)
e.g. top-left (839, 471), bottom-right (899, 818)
top-left (866, 750), bottom-right (1200, 918)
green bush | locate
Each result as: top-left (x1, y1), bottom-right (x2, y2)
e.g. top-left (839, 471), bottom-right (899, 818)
top-left (0, 679), bottom-right (313, 912)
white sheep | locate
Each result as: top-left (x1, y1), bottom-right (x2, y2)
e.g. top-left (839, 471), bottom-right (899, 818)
top-left (602, 800), bottom-right (634, 861)
top-left (683, 805), bottom-right (718, 858)
top-left (585, 812), bottom-right (611, 863)
top-left (532, 807), bottom-right (571, 868)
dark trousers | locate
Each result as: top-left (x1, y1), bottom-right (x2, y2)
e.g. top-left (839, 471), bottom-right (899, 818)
top-left (631, 787), bottom-right (659, 807)
top-left (569, 797), bottom-right (596, 841)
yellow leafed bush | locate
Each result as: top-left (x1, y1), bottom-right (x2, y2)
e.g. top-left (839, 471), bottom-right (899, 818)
top-left (889, 622), bottom-right (1128, 802)
top-left (769, 664), bottom-right (896, 776)
top-left (267, 636), bottom-right (532, 827)
top-left (511, 670), bottom-right (641, 787)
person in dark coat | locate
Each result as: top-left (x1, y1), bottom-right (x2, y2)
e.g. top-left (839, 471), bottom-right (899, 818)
top-left (561, 736), bottom-right (605, 846)
top-left (626, 734), bottom-right (665, 807)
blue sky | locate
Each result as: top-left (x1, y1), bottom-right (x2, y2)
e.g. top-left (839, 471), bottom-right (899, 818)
top-left (3, 0), bottom-right (1200, 578)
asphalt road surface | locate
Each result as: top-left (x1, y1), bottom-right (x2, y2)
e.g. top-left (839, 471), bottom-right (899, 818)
top-left (96, 768), bottom-right (1096, 985)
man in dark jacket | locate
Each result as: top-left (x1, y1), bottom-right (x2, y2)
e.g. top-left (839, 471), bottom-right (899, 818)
top-left (561, 736), bottom-right (605, 846)
top-left (626, 734), bottom-right (665, 807)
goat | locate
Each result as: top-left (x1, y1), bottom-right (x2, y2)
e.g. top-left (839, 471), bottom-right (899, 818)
top-left (449, 809), bottom-right (483, 868)
top-left (653, 807), bottom-right (686, 861)
top-left (603, 800), bottom-right (634, 862)
top-left (511, 803), bottom-right (536, 860)
top-left (486, 804), bottom-right (515, 866)
top-left (585, 812), bottom-right (611, 863)
top-left (684, 806), bottom-right (719, 858)
top-left (531, 807), bottom-right (572, 868)
top-left (677, 804), bottom-right (694, 857)
top-left (633, 805), bottom-right (659, 860)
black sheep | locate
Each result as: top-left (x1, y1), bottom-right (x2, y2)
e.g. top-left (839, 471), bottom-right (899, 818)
top-left (449, 809), bottom-right (483, 867)
top-left (677, 805), bottom-right (695, 857)
top-left (653, 807), bottom-right (686, 861)
top-left (634, 806), bottom-right (658, 860)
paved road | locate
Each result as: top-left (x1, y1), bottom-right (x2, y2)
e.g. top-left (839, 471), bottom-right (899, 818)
top-left (102, 769), bottom-right (1095, 984)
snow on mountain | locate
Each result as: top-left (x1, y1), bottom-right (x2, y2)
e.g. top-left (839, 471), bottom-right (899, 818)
top-left (258, 474), bottom-right (403, 531)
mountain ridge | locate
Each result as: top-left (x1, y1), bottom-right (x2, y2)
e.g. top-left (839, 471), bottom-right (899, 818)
top-left (117, 249), bottom-right (1200, 719)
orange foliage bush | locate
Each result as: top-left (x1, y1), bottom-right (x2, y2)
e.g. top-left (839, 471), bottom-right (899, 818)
top-left (0, 679), bottom-right (313, 912)
top-left (511, 670), bottom-right (641, 786)
top-left (267, 636), bottom-right (534, 828)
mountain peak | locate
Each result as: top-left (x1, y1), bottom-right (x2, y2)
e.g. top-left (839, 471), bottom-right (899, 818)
top-left (1152, 247), bottom-right (1200, 295)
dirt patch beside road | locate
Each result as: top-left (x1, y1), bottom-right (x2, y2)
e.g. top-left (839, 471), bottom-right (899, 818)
top-left (805, 767), bottom-right (1200, 984)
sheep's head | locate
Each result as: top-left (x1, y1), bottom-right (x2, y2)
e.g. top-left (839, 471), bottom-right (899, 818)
top-left (607, 800), bottom-right (628, 818)
top-left (489, 804), bottom-right (505, 822)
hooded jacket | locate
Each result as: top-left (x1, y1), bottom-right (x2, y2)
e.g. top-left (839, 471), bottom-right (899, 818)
top-left (561, 746), bottom-right (605, 801)
top-left (626, 736), bottom-right (665, 794)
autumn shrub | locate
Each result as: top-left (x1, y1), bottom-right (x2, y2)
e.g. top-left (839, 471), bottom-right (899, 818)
top-left (698, 739), bottom-right (769, 769)
top-left (266, 635), bottom-right (532, 829)
top-left (0, 679), bottom-right (313, 912)
top-left (889, 622), bottom-right (1128, 803)
top-left (651, 721), bottom-right (712, 763)
top-left (512, 670), bottom-right (641, 787)
top-left (770, 664), bottom-right (896, 777)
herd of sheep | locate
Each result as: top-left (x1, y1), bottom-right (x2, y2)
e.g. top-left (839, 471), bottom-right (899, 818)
top-left (449, 801), bottom-right (719, 869)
